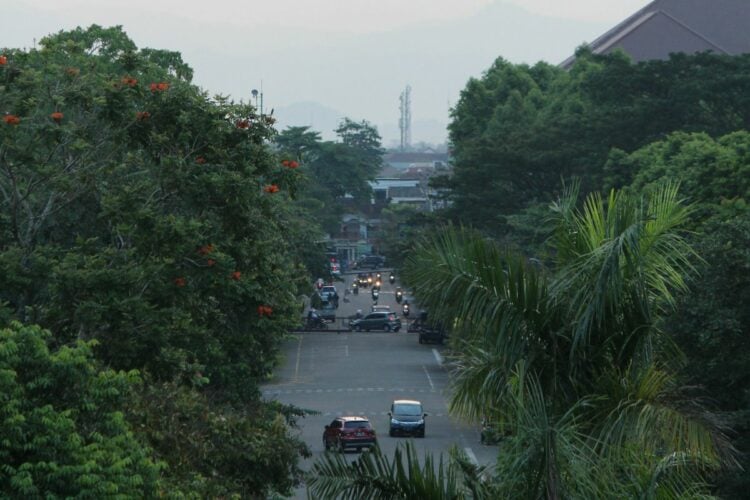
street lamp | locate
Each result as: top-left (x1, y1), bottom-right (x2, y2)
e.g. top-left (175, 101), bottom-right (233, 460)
top-left (251, 88), bottom-right (263, 117)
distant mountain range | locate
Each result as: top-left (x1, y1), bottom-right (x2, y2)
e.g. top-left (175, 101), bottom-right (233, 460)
top-left (269, 2), bottom-right (607, 146)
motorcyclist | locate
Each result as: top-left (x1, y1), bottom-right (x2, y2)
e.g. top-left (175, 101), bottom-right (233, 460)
top-left (395, 287), bottom-right (403, 304)
top-left (352, 281), bottom-right (359, 294)
top-left (389, 272), bottom-right (395, 284)
top-left (402, 300), bottom-right (410, 317)
top-left (306, 309), bottom-right (325, 329)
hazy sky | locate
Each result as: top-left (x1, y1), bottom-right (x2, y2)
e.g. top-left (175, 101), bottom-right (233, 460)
top-left (3, 1), bottom-right (650, 145)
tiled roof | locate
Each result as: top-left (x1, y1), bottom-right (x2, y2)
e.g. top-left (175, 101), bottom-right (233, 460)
top-left (561, 0), bottom-right (750, 68)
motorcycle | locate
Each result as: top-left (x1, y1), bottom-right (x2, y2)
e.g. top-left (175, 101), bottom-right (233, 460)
top-left (371, 289), bottom-right (379, 301)
top-left (305, 313), bottom-right (327, 330)
top-left (402, 302), bottom-right (410, 317)
top-left (352, 281), bottom-right (359, 295)
top-left (389, 273), bottom-right (395, 284)
top-left (395, 289), bottom-right (403, 304)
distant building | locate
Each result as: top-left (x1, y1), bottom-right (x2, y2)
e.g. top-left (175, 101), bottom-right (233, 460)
top-left (561, 0), bottom-right (750, 68)
top-left (369, 178), bottom-right (432, 211)
top-left (383, 151), bottom-right (450, 171)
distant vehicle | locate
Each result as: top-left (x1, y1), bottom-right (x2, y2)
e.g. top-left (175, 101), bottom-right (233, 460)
top-left (412, 311), bottom-right (447, 344)
top-left (305, 310), bottom-right (327, 330)
top-left (323, 416), bottom-right (378, 452)
top-left (356, 273), bottom-right (369, 288)
top-left (319, 302), bottom-right (337, 322)
top-left (320, 285), bottom-right (339, 307)
top-left (419, 323), bottom-right (445, 344)
top-left (389, 399), bottom-right (427, 437)
top-left (358, 255), bottom-right (385, 269)
top-left (350, 311), bottom-right (401, 332)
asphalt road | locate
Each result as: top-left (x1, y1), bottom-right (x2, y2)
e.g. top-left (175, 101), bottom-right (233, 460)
top-left (261, 271), bottom-right (498, 498)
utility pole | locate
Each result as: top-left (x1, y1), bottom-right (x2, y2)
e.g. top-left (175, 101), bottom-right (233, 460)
top-left (399, 85), bottom-right (412, 151)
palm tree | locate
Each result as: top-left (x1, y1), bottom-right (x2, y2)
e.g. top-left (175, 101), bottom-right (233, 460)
top-left (307, 183), bottom-right (732, 498)
top-left (306, 442), bottom-right (494, 499)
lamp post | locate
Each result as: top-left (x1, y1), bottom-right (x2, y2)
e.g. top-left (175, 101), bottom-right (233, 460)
top-left (251, 87), bottom-right (263, 117)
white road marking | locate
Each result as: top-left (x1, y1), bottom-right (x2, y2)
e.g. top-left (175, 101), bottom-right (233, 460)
top-left (345, 345), bottom-right (349, 357)
top-left (464, 447), bottom-right (479, 465)
top-left (432, 349), bottom-right (443, 365)
top-left (294, 336), bottom-right (303, 381)
top-left (263, 386), bottom-right (442, 396)
top-left (422, 365), bottom-right (434, 391)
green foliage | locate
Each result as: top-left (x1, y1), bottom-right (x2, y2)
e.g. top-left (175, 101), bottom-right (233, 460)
top-left (605, 131), bottom-right (750, 208)
top-left (445, 52), bottom-right (750, 235)
top-left (1, 25), bottom-right (316, 496)
top-left (0, 321), bottom-right (161, 498)
top-left (400, 185), bottom-right (726, 497)
top-left (665, 202), bottom-right (750, 498)
top-left (275, 120), bottom-right (383, 237)
top-left (307, 442), bottom-right (494, 499)
top-left (128, 381), bottom-right (310, 498)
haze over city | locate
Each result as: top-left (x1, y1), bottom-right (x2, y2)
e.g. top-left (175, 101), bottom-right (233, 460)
top-left (3, 1), bottom-right (649, 146)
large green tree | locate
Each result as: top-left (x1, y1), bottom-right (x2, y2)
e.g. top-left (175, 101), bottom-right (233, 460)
top-left (1, 25), bottom-right (312, 496)
top-left (444, 51), bottom-right (750, 235)
top-left (0, 322), bottom-right (161, 498)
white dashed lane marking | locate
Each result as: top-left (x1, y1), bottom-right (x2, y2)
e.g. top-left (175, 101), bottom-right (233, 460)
top-left (318, 411), bottom-right (449, 417)
top-left (262, 387), bottom-right (438, 396)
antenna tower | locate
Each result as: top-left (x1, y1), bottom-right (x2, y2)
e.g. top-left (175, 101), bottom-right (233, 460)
top-left (399, 85), bottom-right (412, 151)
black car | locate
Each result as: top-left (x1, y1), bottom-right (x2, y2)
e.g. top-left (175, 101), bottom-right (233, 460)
top-left (389, 399), bottom-right (427, 437)
top-left (349, 312), bottom-right (401, 332)
top-left (418, 324), bottom-right (445, 344)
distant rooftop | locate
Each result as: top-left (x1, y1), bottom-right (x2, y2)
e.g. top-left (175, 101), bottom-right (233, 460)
top-left (384, 152), bottom-right (450, 164)
top-left (561, 0), bottom-right (750, 68)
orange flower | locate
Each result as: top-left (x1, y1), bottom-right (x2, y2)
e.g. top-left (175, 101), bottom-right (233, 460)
top-left (50, 112), bottom-right (64, 123)
top-left (150, 82), bottom-right (169, 92)
top-left (195, 156), bottom-right (207, 165)
top-left (289, 160), bottom-right (299, 168)
top-left (206, 258), bottom-right (216, 267)
top-left (65, 67), bottom-right (80, 77)
top-left (3, 115), bottom-right (20, 126)
top-left (197, 244), bottom-right (214, 256)
top-left (0, 55), bottom-right (7, 66)
top-left (121, 76), bottom-right (138, 87)
top-left (174, 277), bottom-right (187, 287)
top-left (236, 119), bottom-right (250, 129)
top-left (257, 305), bottom-right (273, 317)
top-left (135, 111), bottom-right (151, 121)
top-left (231, 270), bottom-right (242, 281)
top-left (281, 160), bottom-right (290, 167)
top-left (263, 184), bottom-right (280, 193)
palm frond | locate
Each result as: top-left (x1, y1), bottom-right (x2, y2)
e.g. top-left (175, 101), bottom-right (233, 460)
top-left (306, 442), bottom-right (492, 499)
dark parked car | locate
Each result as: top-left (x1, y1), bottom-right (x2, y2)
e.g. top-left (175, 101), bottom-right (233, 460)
top-left (357, 255), bottom-right (385, 269)
top-left (389, 399), bottom-right (427, 437)
top-left (419, 321), bottom-right (446, 344)
top-left (323, 416), bottom-right (377, 452)
top-left (349, 311), bottom-right (401, 332)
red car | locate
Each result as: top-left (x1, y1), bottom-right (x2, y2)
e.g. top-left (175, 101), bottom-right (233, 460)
top-left (323, 416), bottom-right (377, 452)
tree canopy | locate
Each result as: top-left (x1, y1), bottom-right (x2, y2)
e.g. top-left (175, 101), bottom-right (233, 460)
top-left (1, 25), bottom-right (313, 497)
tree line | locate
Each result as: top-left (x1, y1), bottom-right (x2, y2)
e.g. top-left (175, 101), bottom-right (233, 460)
top-left (313, 48), bottom-right (749, 498)
top-left (2, 26), bottom-right (749, 498)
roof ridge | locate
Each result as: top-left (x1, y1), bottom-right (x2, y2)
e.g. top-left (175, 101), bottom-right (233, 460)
top-left (657, 9), bottom-right (730, 54)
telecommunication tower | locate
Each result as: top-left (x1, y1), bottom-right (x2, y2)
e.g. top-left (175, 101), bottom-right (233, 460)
top-left (399, 85), bottom-right (412, 151)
